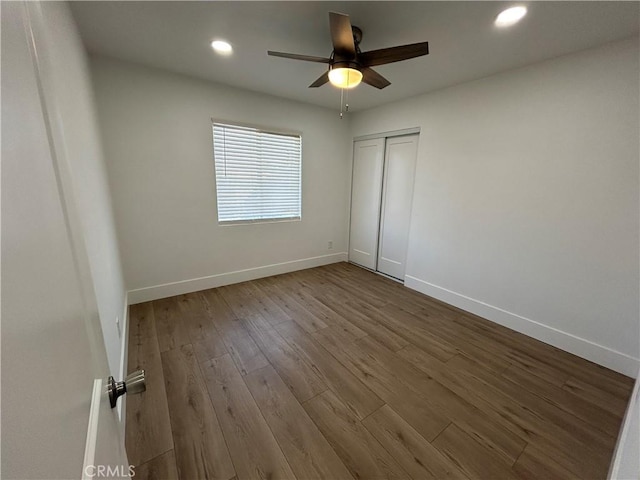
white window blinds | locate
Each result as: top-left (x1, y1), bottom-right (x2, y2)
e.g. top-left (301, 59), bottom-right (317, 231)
top-left (213, 122), bottom-right (302, 223)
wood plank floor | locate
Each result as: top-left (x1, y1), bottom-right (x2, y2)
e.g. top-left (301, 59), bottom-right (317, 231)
top-left (126, 262), bottom-right (634, 480)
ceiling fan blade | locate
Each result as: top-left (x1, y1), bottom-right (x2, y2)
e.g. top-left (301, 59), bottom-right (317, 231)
top-left (309, 71), bottom-right (329, 88)
top-left (359, 42), bottom-right (429, 67)
top-left (329, 12), bottom-right (356, 57)
top-left (361, 67), bottom-right (391, 89)
top-left (267, 51), bottom-right (331, 63)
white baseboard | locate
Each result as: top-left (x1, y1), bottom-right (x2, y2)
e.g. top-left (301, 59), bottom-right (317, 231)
top-left (405, 275), bottom-right (640, 378)
top-left (128, 252), bottom-right (348, 305)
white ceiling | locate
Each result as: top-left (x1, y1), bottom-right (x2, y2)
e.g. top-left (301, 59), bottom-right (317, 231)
top-left (70, 1), bottom-right (639, 112)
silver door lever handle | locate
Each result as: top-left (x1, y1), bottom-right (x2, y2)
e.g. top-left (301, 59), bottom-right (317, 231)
top-left (108, 370), bottom-right (146, 408)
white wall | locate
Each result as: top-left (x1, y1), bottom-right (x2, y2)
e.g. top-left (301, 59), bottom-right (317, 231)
top-left (351, 37), bottom-right (640, 377)
top-left (90, 56), bottom-right (352, 303)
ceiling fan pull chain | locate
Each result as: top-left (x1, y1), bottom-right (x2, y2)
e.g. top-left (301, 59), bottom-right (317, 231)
top-left (340, 87), bottom-right (344, 119)
top-left (345, 86), bottom-right (349, 112)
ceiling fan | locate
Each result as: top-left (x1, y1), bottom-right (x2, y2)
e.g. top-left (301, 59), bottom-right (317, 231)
top-left (267, 12), bottom-right (430, 90)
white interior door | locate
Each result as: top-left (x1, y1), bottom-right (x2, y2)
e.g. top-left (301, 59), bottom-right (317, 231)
top-left (349, 138), bottom-right (385, 269)
top-left (2, 3), bottom-right (129, 478)
top-left (377, 134), bottom-right (419, 280)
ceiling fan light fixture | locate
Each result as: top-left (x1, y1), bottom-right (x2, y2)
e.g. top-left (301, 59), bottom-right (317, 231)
top-left (328, 67), bottom-right (363, 89)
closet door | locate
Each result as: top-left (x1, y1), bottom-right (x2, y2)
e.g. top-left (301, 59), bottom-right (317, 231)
top-left (349, 138), bottom-right (385, 269)
top-left (377, 134), bottom-right (418, 279)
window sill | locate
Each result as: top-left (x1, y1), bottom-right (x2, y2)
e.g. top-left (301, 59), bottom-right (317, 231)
top-left (218, 217), bottom-right (301, 226)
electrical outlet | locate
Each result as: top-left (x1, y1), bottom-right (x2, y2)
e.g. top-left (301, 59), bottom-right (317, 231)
top-left (328, 241), bottom-right (333, 250)
top-left (116, 315), bottom-right (121, 337)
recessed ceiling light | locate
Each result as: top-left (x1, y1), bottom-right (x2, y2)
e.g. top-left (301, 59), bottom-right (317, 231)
top-left (211, 40), bottom-right (233, 55)
top-left (495, 6), bottom-right (527, 27)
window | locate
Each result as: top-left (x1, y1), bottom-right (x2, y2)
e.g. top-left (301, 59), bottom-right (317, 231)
top-left (212, 122), bottom-right (302, 224)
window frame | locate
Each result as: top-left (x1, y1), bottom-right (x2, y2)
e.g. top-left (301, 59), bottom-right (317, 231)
top-left (211, 119), bottom-right (303, 226)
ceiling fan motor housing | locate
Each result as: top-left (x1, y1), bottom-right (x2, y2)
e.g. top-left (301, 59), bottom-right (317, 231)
top-left (331, 60), bottom-right (361, 71)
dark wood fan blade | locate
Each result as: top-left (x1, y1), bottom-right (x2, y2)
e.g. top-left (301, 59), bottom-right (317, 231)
top-left (361, 67), bottom-right (391, 89)
top-left (359, 42), bottom-right (429, 67)
top-left (329, 12), bottom-right (356, 57)
top-left (267, 51), bottom-right (331, 63)
top-left (309, 71), bottom-right (329, 88)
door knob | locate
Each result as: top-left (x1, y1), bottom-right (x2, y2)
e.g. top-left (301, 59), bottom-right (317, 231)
top-left (108, 370), bottom-right (146, 408)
